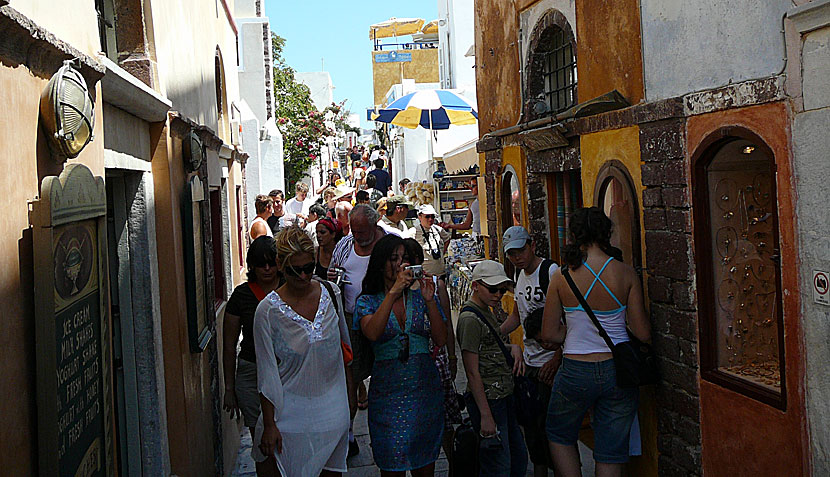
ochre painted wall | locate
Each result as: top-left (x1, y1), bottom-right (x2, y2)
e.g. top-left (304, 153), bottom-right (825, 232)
top-left (474, 0), bottom-right (522, 133)
top-left (687, 102), bottom-right (808, 476)
top-left (372, 49), bottom-right (439, 105)
top-left (575, 0), bottom-right (645, 104)
top-left (0, 64), bottom-right (105, 475)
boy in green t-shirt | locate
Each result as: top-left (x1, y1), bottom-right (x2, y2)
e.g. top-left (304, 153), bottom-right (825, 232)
top-left (456, 260), bottom-right (528, 476)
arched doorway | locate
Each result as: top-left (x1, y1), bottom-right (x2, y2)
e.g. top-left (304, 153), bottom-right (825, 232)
top-left (501, 165), bottom-right (522, 276)
top-left (593, 161), bottom-right (642, 272)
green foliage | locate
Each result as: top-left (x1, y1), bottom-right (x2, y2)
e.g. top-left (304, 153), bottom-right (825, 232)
top-left (271, 33), bottom-right (323, 195)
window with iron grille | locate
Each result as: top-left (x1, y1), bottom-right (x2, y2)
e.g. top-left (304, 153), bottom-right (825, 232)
top-left (542, 26), bottom-right (576, 114)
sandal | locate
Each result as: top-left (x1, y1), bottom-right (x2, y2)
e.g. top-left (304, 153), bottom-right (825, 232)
top-left (357, 398), bottom-right (369, 410)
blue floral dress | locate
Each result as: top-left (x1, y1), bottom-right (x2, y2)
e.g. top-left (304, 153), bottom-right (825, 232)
top-left (354, 289), bottom-right (445, 471)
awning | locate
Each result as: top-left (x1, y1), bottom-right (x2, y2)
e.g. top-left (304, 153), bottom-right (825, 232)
top-left (443, 138), bottom-right (478, 174)
top-left (421, 19), bottom-right (439, 35)
top-left (369, 18), bottom-right (425, 39)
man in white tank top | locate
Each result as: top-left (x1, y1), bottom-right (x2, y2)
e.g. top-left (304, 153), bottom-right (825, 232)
top-left (499, 226), bottom-right (561, 475)
top-left (250, 194), bottom-right (274, 240)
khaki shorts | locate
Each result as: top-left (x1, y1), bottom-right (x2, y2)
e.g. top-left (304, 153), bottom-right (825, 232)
top-left (235, 358), bottom-right (261, 428)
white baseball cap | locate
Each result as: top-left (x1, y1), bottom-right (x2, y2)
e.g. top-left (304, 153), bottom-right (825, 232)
top-left (471, 260), bottom-right (514, 288)
top-left (418, 204), bottom-right (437, 216)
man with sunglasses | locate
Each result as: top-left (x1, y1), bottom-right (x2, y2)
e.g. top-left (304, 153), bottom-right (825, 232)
top-left (456, 260), bottom-right (528, 476)
top-left (414, 204), bottom-right (451, 279)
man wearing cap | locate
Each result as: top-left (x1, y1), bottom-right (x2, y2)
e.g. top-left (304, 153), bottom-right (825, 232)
top-left (500, 226), bottom-right (561, 477)
top-left (456, 260), bottom-right (528, 476)
top-left (380, 195), bottom-right (414, 238)
top-left (414, 204), bottom-right (451, 279)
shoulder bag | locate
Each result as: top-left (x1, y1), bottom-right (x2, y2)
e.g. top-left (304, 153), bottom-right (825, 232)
top-left (461, 306), bottom-right (542, 426)
top-left (561, 268), bottom-right (659, 387)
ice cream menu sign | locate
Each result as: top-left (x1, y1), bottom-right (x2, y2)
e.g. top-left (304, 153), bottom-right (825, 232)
top-left (32, 164), bottom-right (114, 477)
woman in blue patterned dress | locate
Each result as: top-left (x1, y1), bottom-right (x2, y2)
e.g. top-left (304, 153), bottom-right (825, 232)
top-left (355, 234), bottom-right (447, 476)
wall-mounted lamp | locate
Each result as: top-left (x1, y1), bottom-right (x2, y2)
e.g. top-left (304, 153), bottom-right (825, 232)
top-left (185, 130), bottom-right (205, 172)
top-left (742, 145), bottom-right (756, 155)
top-left (40, 59), bottom-right (95, 159)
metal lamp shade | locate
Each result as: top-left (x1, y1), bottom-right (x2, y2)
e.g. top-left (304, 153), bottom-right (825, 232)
top-left (40, 60), bottom-right (95, 158)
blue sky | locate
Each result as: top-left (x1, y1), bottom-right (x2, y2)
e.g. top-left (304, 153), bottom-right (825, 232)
top-left (263, 0), bottom-right (438, 130)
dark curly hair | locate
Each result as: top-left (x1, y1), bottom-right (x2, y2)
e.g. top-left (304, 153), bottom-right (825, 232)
top-left (561, 207), bottom-right (623, 270)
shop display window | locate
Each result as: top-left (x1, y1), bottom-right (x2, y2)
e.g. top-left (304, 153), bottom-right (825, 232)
top-left (694, 137), bottom-right (785, 407)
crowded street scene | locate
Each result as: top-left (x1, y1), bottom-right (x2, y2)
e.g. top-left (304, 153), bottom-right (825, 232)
top-left (1, 0), bottom-right (829, 476)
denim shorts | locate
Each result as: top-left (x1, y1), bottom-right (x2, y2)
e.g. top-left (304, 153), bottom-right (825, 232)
top-left (546, 358), bottom-right (638, 464)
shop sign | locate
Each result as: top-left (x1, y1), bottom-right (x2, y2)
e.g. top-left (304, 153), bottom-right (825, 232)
top-left (375, 51), bottom-right (412, 63)
top-left (31, 164), bottom-right (114, 476)
top-left (813, 270), bottom-right (829, 306)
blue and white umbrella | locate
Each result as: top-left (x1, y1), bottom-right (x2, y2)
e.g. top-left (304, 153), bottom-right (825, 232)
top-left (371, 89), bottom-right (478, 130)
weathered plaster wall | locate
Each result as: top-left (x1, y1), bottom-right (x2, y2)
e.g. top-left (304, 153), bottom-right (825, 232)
top-left (687, 102), bottom-right (807, 477)
top-left (474, 0), bottom-right (522, 132)
top-left (0, 63), bottom-right (105, 476)
top-left (802, 26), bottom-right (830, 110)
top-left (371, 49), bottom-right (439, 105)
top-left (579, 126), bottom-right (642, 207)
top-left (641, 0), bottom-right (790, 101)
top-left (790, 5), bottom-right (830, 473)
top-left (8, 0), bottom-right (100, 56)
top-left (575, 0), bottom-right (644, 104)
top-left (237, 19), bottom-right (269, 124)
top-left (793, 106), bottom-right (830, 477)
top-left (149, 0), bottom-right (240, 135)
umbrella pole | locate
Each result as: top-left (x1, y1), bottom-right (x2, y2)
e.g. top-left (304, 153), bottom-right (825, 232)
top-left (428, 110), bottom-right (436, 211)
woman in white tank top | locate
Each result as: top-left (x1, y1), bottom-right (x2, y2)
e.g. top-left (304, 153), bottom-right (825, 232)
top-left (540, 207), bottom-right (651, 477)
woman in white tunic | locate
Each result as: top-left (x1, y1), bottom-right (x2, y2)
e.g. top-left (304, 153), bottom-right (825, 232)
top-left (253, 227), bottom-right (353, 476)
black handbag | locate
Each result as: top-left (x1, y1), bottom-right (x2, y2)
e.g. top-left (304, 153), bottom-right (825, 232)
top-left (452, 416), bottom-right (480, 476)
top-left (562, 268), bottom-right (659, 388)
top-left (461, 306), bottom-right (542, 426)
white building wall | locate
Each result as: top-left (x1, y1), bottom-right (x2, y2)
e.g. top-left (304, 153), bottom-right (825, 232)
top-left (295, 71), bottom-right (334, 111)
top-left (788, 2), bottom-right (830, 474)
top-left (641, 0), bottom-right (790, 101)
top-left (438, 0), bottom-right (477, 94)
top-left (237, 18), bottom-right (271, 124)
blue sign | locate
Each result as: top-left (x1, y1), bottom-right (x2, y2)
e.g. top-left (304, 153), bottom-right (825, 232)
top-left (375, 51), bottom-right (412, 63)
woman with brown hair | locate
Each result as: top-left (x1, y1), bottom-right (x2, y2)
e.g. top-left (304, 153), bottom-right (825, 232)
top-left (315, 217), bottom-right (344, 279)
top-left (541, 207), bottom-right (650, 477)
top-left (252, 227), bottom-right (353, 476)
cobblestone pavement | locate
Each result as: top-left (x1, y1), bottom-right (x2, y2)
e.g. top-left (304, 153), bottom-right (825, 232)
top-left (233, 312), bottom-right (596, 476)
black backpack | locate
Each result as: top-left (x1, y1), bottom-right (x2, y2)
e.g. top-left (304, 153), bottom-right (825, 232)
top-left (452, 416), bottom-right (479, 476)
top-left (515, 258), bottom-right (555, 295)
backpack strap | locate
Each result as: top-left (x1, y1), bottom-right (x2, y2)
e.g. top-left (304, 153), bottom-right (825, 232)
top-left (461, 306), bottom-right (514, 367)
top-left (538, 259), bottom-right (554, 297)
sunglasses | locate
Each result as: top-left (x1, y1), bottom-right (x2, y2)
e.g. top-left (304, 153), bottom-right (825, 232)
top-left (478, 282), bottom-right (510, 295)
top-left (398, 333), bottom-right (410, 362)
top-left (423, 215), bottom-right (435, 220)
top-left (284, 262), bottom-right (316, 277)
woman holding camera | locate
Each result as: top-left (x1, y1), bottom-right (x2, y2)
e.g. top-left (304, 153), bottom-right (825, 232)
top-left (355, 234), bottom-right (447, 476)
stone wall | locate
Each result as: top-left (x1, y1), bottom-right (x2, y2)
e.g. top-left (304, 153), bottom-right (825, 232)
top-left (639, 118), bottom-right (702, 476)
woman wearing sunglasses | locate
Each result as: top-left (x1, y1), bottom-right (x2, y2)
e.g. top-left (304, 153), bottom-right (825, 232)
top-left (251, 227), bottom-right (352, 476)
top-left (354, 234), bottom-right (448, 476)
top-left (222, 236), bottom-right (281, 476)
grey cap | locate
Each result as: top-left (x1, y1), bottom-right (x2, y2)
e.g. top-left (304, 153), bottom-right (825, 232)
top-left (503, 225), bottom-right (532, 252)
top-left (387, 195), bottom-right (413, 208)
top-left (471, 260), bottom-right (514, 287)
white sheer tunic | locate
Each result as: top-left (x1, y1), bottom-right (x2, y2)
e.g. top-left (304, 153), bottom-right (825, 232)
top-left (251, 284), bottom-right (351, 475)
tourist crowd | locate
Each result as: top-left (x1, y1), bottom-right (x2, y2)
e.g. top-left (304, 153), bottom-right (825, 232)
top-left (225, 153), bottom-right (650, 477)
